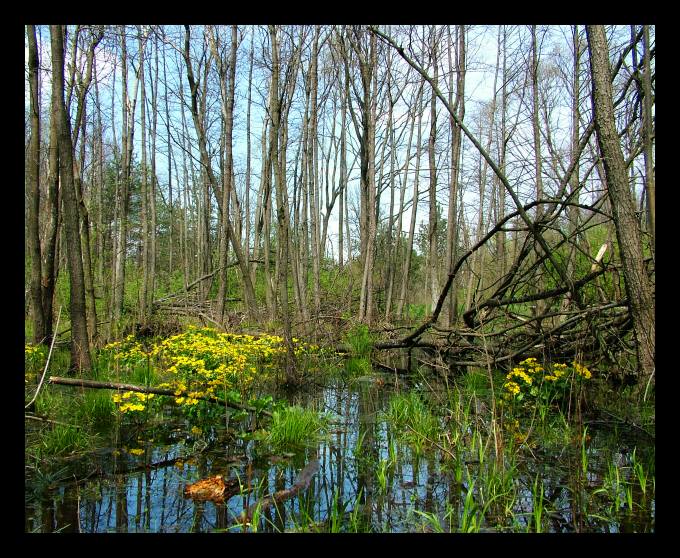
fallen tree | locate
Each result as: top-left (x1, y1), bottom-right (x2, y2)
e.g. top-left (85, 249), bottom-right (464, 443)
top-left (47, 376), bottom-right (272, 417)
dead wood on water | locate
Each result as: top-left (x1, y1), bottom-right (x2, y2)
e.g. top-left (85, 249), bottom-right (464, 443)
top-left (240, 459), bottom-right (320, 525)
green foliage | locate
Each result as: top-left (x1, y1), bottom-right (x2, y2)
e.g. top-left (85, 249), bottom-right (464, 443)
top-left (383, 391), bottom-right (439, 454)
top-left (501, 357), bottom-right (592, 415)
top-left (461, 369), bottom-right (490, 392)
top-left (38, 424), bottom-right (95, 457)
top-left (75, 390), bottom-right (117, 427)
top-left (345, 357), bottom-right (372, 377)
top-left (267, 405), bottom-right (327, 450)
top-left (404, 303), bottom-right (427, 321)
top-left (25, 344), bottom-right (47, 386)
top-left (343, 323), bottom-right (373, 358)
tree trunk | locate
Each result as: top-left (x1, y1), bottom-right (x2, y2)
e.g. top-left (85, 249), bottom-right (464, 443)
top-left (308, 26), bottom-right (322, 320)
top-left (641, 25), bottom-right (655, 256)
top-left (209, 25), bottom-right (238, 324)
top-left (397, 84), bottom-right (424, 318)
top-left (586, 25), bottom-right (655, 384)
top-left (531, 25), bottom-right (546, 325)
top-left (26, 25), bottom-right (46, 346)
top-left (446, 25), bottom-right (465, 326)
top-left (50, 24), bottom-right (92, 373)
top-left (268, 25), bottom-right (298, 384)
top-left (427, 27), bottom-right (439, 315)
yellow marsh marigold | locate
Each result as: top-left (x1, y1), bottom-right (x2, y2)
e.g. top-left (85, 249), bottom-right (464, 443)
top-left (507, 368), bottom-right (533, 385)
top-left (572, 361), bottom-right (592, 379)
top-left (504, 381), bottom-right (521, 396)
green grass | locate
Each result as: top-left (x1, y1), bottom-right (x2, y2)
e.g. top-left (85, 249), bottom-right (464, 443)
top-left (74, 390), bottom-right (117, 427)
top-left (461, 369), bottom-right (491, 392)
top-left (37, 424), bottom-right (95, 457)
top-left (345, 357), bottom-right (372, 377)
top-left (267, 405), bottom-right (327, 450)
top-left (343, 324), bottom-right (373, 358)
top-left (383, 391), bottom-right (440, 454)
top-left (33, 387), bottom-right (71, 419)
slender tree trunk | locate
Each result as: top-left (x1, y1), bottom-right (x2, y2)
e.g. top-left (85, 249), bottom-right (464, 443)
top-left (268, 25), bottom-right (297, 383)
top-left (75, 102), bottom-right (98, 345)
top-left (427, 27), bottom-right (439, 315)
top-left (209, 25), bottom-right (238, 323)
top-left (531, 25), bottom-right (547, 325)
top-left (356, 30), bottom-right (378, 324)
top-left (338, 68), bottom-right (347, 270)
top-left (397, 84), bottom-right (424, 318)
top-left (138, 27), bottom-right (150, 322)
top-left (562, 25), bottom-right (582, 316)
top-left (497, 26), bottom-right (507, 279)
top-left (112, 27), bottom-right (138, 333)
top-left (641, 25), bottom-right (655, 256)
top-left (71, 28), bottom-right (103, 346)
top-left (148, 34), bottom-right (158, 317)
top-left (308, 26), bottom-right (322, 319)
top-left (245, 28), bottom-right (254, 275)
top-left (27, 25), bottom-right (46, 345)
top-left (51, 24), bottom-right (92, 373)
top-left (384, 50), bottom-right (397, 320)
top-left (163, 41), bottom-right (174, 281)
top-left (446, 25), bottom-right (465, 326)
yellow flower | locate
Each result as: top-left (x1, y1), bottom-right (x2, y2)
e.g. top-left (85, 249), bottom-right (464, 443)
top-left (573, 362), bottom-right (592, 379)
top-left (507, 368), bottom-right (532, 385)
top-left (504, 381), bottom-right (521, 395)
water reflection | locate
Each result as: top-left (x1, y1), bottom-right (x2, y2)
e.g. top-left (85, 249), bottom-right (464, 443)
top-left (25, 380), bottom-right (654, 533)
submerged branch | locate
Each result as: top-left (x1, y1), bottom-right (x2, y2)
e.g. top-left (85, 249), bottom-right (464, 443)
top-left (240, 459), bottom-right (320, 525)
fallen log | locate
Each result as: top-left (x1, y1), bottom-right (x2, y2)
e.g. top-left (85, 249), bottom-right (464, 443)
top-left (47, 376), bottom-right (272, 417)
top-left (240, 459), bottom-right (320, 524)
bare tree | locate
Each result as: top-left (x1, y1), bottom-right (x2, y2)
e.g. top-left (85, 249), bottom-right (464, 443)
top-left (51, 24), bottom-right (92, 372)
top-left (586, 25), bottom-right (655, 384)
top-left (26, 25), bottom-right (46, 345)
top-left (445, 24), bottom-right (466, 326)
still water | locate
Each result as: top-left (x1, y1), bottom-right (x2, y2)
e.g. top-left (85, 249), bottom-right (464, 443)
top-left (25, 378), bottom-right (655, 533)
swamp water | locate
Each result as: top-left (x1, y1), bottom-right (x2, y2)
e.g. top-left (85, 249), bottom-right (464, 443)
top-left (25, 374), bottom-right (655, 533)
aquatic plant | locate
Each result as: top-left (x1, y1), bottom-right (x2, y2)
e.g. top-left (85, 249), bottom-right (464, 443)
top-left (501, 358), bottom-right (592, 414)
top-left (530, 476), bottom-right (545, 533)
top-left (75, 390), bottom-right (117, 426)
top-left (25, 343), bottom-right (46, 375)
top-left (100, 326), bottom-right (323, 420)
top-left (344, 323), bottom-right (373, 358)
top-left (267, 405), bottom-right (327, 450)
top-left (38, 424), bottom-right (95, 457)
top-left (384, 392), bottom-right (440, 454)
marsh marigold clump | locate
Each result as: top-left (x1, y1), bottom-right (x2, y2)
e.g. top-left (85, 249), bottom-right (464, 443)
top-left (100, 326), bottom-right (322, 414)
top-left (502, 358), bottom-right (592, 403)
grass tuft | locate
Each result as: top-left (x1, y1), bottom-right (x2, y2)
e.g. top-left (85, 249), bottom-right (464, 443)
top-left (267, 405), bottom-right (327, 450)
